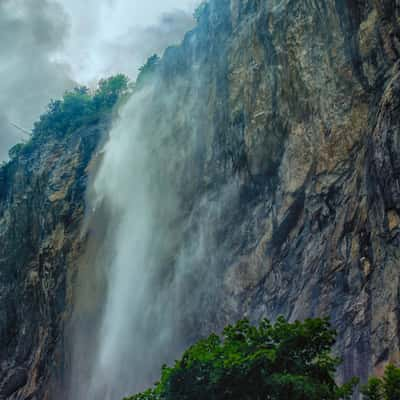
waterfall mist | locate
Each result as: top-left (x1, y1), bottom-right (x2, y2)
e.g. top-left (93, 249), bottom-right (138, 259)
top-left (68, 77), bottom-right (240, 400)
top-left (67, 5), bottom-right (241, 395)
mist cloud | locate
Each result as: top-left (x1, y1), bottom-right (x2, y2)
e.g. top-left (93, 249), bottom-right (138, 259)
top-left (0, 0), bottom-right (73, 161)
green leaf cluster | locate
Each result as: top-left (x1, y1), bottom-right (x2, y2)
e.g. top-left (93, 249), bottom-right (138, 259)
top-left (8, 142), bottom-right (25, 159)
top-left (8, 54), bottom-right (163, 162)
top-left (125, 317), bottom-right (357, 400)
top-left (32, 74), bottom-right (129, 139)
top-left (362, 364), bottom-right (400, 400)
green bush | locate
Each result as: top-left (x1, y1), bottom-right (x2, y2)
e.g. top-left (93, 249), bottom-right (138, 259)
top-left (8, 142), bottom-right (25, 159)
top-left (362, 364), bottom-right (400, 400)
top-left (32, 74), bottom-right (129, 139)
top-left (93, 74), bottom-right (130, 110)
top-left (125, 317), bottom-right (358, 400)
top-left (5, 74), bottom-right (129, 161)
top-left (135, 55), bottom-right (160, 90)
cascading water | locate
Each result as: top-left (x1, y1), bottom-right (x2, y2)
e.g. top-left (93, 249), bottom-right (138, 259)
top-left (68, 7), bottom-right (241, 395)
top-left (67, 74), bottom-right (239, 398)
top-left (68, 84), bottom-right (183, 399)
top-left (86, 87), bottom-right (165, 399)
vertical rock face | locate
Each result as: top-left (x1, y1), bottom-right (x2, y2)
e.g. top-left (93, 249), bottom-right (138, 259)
top-left (0, 123), bottom-right (105, 399)
top-left (1, 0), bottom-right (400, 398)
top-left (143, 0), bottom-right (400, 385)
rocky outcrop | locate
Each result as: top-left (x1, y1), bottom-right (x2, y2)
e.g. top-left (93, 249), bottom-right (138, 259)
top-left (1, 0), bottom-right (400, 398)
top-left (0, 122), bottom-right (105, 399)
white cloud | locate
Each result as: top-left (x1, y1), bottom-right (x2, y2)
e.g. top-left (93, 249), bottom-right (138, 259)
top-left (0, 0), bottom-right (73, 160)
top-left (58, 0), bottom-right (197, 82)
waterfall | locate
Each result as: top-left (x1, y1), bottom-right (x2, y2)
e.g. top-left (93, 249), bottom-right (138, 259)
top-left (68, 32), bottom-right (240, 399)
top-left (86, 87), bottom-right (164, 399)
top-left (66, 83), bottom-right (184, 399)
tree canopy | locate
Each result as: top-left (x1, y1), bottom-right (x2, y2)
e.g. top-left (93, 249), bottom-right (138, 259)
top-left (32, 74), bottom-right (129, 139)
top-left (5, 74), bottom-right (129, 161)
top-left (362, 364), bottom-right (400, 400)
top-left (6, 54), bottom-right (165, 162)
top-left (125, 317), bottom-right (358, 400)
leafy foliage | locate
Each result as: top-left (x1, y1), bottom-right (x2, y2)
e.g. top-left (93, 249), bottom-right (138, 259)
top-left (125, 317), bottom-right (357, 400)
top-left (8, 143), bottom-right (25, 159)
top-left (383, 364), bottom-right (400, 400)
top-left (5, 74), bottom-right (129, 162)
top-left (32, 74), bottom-right (129, 139)
top-left (362, 377), bottom-right (384, 400)
top-left (362, 364), bottom-right (400, 400)
top-left (93, 74), bottom-right (130, 110)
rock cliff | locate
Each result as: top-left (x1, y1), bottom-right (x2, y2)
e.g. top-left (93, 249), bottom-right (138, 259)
top-left (1, 0), bottom-right (400, 398)
top-left (0, 121), bottom-right (107, 399)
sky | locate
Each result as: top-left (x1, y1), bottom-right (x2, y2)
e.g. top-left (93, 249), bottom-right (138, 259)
top-left (59, 0), bottom-right (197, 82)
top-left (0, 0), bottom-right (197, 160)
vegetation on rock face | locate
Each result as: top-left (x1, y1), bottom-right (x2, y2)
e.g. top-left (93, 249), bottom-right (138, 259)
top-left (135, 54), bottom-right (161, 90)
top-left (5, 53), bottom-right (164, 163)
top-left (6, 54), bottom-right (162, 162)
top-left (125, 317), bottom-right (358, 400)
top-left (362, 364), bottom-right (400, 400)
top-left (33, 74), bottom-right (129, 139)
top-left (7, 142), bottom-right (25, 159)
top-left (5, 51), bottom-right (165, 163)
top-left (5, 74), bottom-right (129, 161)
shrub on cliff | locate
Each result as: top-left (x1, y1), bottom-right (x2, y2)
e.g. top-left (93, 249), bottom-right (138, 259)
top-left (32, 74), bottom-right (129, 139)
top-left (93, 74), bottom-right (130, 110)
top-left (362, 364), bottom-right (400, 400)
top-left (125, 317), bottom-right (358, 400)
top-left (4, 74), bottom-right (129, 162)
top-left (8, 142), bottom-right (25, 159)
top-left (135, 55), bottom-right (160, 90)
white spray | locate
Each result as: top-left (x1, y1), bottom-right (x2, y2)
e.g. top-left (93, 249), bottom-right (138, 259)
top-left (68, 10), bottom-right (241, 396)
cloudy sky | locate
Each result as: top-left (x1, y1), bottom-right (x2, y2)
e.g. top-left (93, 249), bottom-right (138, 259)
top-left (59, 0), bottom-right (197, 82)
top-left (0, 0), bottom-right (196, 160)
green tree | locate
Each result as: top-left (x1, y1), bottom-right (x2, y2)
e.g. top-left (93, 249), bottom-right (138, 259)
top-left (362, 364), bottom-right (400, 400)
top-left (135, 55), bottom-right (160, 89)
top-left (93, 74), bottom-right (129, 110)
top-left (125, 317), bottom-right (357, 400)
top-left (33, 85), bottom-right (92, 137)
top-left (361, 377), bottom-right (384, 400)
top-left (5, 74), bottom-right (130, 160)
top-left (32, 74), bottom-right (129, 139)
top-left (8, 142), bottom-right (25, 159)
top-left (383, 364), bottom-right (400, 400)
